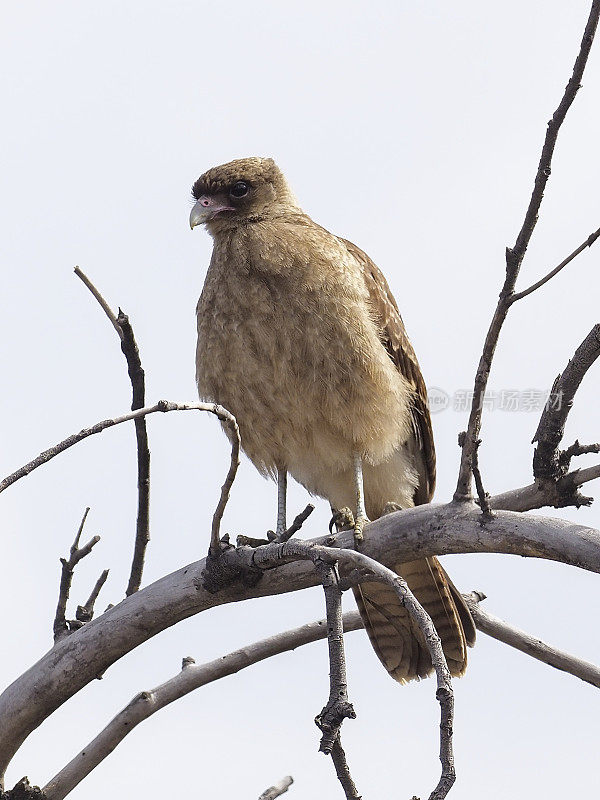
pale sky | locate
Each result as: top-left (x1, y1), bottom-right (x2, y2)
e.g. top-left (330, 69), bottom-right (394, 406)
top-left (1, 2), bottom-right (599, 798)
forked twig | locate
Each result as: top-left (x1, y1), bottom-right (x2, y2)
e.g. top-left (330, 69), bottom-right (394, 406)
top-left (53, 509), bottom-right (104, 642)
top-left (510, 226), bottom-right (600, 303)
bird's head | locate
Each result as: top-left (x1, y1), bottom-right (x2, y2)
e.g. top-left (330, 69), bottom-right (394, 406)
top-left (189, 157), bottom-right (296, 233)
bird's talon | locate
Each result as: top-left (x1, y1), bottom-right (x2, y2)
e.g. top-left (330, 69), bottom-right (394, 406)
top-left (329, 507), bottom-right (355, 533)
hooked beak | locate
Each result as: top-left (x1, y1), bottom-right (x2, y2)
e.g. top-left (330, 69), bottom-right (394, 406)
top-left (189, 196), bottom-right (235, 229)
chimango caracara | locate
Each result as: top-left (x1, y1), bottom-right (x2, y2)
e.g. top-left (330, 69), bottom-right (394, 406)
top-left (190, 157), bottom-right (475, 682)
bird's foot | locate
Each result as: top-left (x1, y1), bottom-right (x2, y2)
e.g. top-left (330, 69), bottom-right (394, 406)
top-left (236, 534), bottom-right (271, 547)
top-left (328, 507), bottom-right (355, 534)
top-left (382, 501), bottom-right (402, 516)
top-left (353, 513), bottom-right (370, 544)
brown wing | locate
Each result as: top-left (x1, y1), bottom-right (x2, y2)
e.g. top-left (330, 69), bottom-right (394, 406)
top-left (339, 237), bottom-right (436, 505)
top-left (339, 237), bottom-right (476, 682)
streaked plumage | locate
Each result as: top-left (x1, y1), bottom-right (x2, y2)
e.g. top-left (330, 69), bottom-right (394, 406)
top-left (191, 157), bottom-right (475, 682)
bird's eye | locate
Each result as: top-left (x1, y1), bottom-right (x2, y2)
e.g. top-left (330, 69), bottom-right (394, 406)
top-left (230, 181), bottom-right (249, 198)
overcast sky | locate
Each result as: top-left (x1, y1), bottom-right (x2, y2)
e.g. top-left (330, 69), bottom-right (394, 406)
top-left (1, 2), bottom-right (600, 798)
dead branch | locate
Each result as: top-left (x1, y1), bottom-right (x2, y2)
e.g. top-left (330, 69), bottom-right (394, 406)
top-left (454, 0), bottom-right (600, 501)
top-left (3, 502), bottom-right (600, 785)
top-left (471, 439), bottom-right (493, 517)
top-left (75, 267), bottom-right (151, 597)
top-left (329, 737), bottom-right (361, 800)
top-left (41, 575), bottom-right (600, 800)
top-left (315, 563), bottom-right (356, 756)
top-left (510, 225), bottom-right (600, 303)
top-left (0, 401), bottom-right (237, 503)
top-left (464, 592), bottom-right (600, 688)
top-left (75, 570), bottom-right (109, 624)
top-left (490, 463), bottom-right (600, 512)
top-left (533, 324), bottom-right (600, 487)
top-left (42, 613), bottom-right (363, 800)
top-left (248, 539), bottom-right (455, 800)
top-left (53, 509), bottom-right (104, 642)
top-left (258, 776), bottom-right (294, 800)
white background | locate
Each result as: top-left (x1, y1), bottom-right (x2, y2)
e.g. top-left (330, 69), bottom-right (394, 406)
top-left (1, 2), bottom-right (599, 798)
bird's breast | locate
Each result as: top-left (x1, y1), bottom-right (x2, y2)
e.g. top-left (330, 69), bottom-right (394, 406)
top-left (195, 232), bottom-right (412, 477)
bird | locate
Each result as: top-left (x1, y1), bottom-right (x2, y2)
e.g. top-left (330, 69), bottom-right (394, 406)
top-left (189, 156), bottom-right (475, 682)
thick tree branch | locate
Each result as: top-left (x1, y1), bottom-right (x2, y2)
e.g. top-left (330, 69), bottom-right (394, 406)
top-left (3, 503), bottom-right (600, 784)
top-left (454, 1), bottom-right (600, 501)
top-left (42, 574), bottom-right (600, 800)
top-left (464, 592), bottom-right (600, 688)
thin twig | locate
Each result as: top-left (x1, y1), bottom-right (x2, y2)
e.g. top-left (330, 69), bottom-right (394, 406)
top-left (258, 776), bottom-right (294, 800)
top-left (53, 509), bottom-right (101, 642)
top-left (533, 324), bottom-right (600, 484)
top-left (330, 736), bottom-right (362, 800)
top-left (0, 400), bottom-right (234, 495)
top-left (454, 1), bottom-right (600, 501)
top-left (279, 503), bottom-right (315, 542)
top-left (209, 406), bottom-right (241, 556)
top-left (510, 226), bottom-right (600, 303)
top-left (74, 267), bottom-right (121, 337)
top-left (76, 570), bottom-right (110, 624)
top-left (464, 592), bottom-right (600, 688)
top-left (471, 440), bottom-right (493, 517)
top-left (559, 440), bottom-right (600, 464)
top-left (74, 267), bottom-right (151, 597)
top-left (315, 564), bottom-right (356, 757)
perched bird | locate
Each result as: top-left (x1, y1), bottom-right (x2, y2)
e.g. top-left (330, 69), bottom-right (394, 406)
top-left (190, 157), bottom-right (475, 682)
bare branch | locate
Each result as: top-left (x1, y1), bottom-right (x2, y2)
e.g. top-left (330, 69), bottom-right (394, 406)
top-left (490, 463), bottom-right (600, 512)
top-left (209, 406), bottom-right (241, 556)
top-left (315, 563), bottom-right (356, 756)
top-left (464, 592), bottom-right (600, 688)
top-left (510, 226), bottom-right (600, 303)
top-left (258, 776), bottom-right (294, 800)
top-left (74, 267), bottom-right (121, 337)
top-left (53, 509), bottom-right (101, 642)
top-left (76, 570), bottom-right (110, 624)
top-left (279, 503), bottom-right (315, 542)
top-left (330, 736), bottom-right (361, 800)
top-left (533, 324), bottom-right (600, 484)
top-left (0, 401), bottom-right (234, 496)
top-left (250, 540), bottom-right (455, 800)
top-left (454, 1), bottom-right (600, 501)
top-left (117, 309), bottom-right (151, 597)
top-left (4, 503), bottom-right (600, 785)
top-left (471, 440), bottom-right (493, 518)
top-left (42, 613), bottom-right (363, 800)
top-left (74, 267), bottom-right (151, 597)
